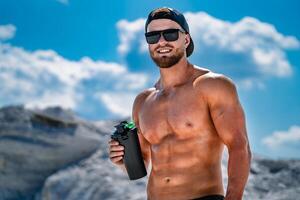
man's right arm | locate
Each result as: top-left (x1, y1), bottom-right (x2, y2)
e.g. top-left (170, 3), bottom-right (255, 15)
top-left (109, 89), bottom-right (152, 173)
top-left (132, 89), bottom-right (152, 172)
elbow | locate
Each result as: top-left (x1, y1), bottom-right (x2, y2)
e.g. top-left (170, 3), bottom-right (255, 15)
top-left (240, 140), bottom-right (252, 164)
top-left (243, 137), bottom-right (252, 163)
top-left (247, 143), bottom-right (252, 164)
top-left (228, 138), bottom-right (252, 161)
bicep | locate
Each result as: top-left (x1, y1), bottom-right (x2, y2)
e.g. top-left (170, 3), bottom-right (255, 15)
top-left (208, 80), bottom-right (249, 150)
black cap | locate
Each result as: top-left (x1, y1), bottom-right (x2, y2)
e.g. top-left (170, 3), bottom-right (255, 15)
top-left (145, 7), bottom-right (194, 57)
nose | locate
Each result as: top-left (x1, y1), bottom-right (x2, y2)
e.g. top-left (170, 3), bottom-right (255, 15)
top-left (157, 33), bottom-right (167, 45)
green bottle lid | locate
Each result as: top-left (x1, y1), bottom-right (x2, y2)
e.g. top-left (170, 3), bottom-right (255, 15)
top-left (124, 121), bottom-right (135, 129)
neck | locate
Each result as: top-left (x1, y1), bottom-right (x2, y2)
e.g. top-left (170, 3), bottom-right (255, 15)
top-left (157, 57), bottom-right (193, 90)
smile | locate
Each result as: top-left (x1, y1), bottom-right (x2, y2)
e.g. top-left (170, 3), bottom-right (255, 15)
top-left (157, 48), bottom-right (172, 54)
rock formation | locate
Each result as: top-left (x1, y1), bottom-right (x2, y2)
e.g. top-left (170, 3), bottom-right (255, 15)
top-left (0, 105), bottom-right (299, 200)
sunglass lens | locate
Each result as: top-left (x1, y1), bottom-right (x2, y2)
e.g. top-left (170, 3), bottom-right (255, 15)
top-left (163, 29), bottom-right (179, 42)
top-left (145, 29), bottom-right (181, 44)
top-left (145, 33), bottom-right (160, 44)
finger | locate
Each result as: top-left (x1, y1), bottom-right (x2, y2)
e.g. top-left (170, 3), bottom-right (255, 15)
top-left (110, 145), bottom-right (124, 152)
top-left (108, 144), bottom-right (124, 153)
top-left (111, 156), bottom-right (123, 163)
top-left (110, 151), bottom-right (124, 158)
top-left (109, 140), bottom-right (119, 146)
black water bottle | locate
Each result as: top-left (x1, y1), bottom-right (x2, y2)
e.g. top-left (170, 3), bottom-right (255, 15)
top-left (111, 121), bottom-right (147, 180)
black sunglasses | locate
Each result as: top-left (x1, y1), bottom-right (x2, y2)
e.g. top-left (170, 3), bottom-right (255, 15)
top-left (145, 28), bottom-right (186, 44)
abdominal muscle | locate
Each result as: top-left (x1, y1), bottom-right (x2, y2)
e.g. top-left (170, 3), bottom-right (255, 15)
top-left (146, 135), bottom-right (225, 200)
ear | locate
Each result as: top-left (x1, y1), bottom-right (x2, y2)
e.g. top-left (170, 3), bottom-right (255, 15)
top-left (185, 34), bottom-right (191, 49)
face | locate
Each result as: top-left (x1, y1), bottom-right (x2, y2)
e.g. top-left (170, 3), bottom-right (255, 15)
top-left (146, 19), bottom-right (190, 68)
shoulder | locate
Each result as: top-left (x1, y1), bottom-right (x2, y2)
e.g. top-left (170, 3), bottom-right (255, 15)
top-left (132, 88), bottom-right (155, 114)
top-left (193, 69), bottom-right (238, 104)
top-left (194, 69), bottom-right (236, 93)
top-left (134, 88), bottom-right (155, 104)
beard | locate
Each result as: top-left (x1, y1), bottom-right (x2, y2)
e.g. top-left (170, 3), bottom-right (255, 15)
top-left (150, 47), bottom-right (185, 68)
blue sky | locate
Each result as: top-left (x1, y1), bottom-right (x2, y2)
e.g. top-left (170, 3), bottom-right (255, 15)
top-left (0, 0), bottom-right (299, 159)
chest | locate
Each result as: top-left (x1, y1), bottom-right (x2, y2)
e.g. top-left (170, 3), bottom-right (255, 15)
top-left (138, 87), bottom-right (209, 144)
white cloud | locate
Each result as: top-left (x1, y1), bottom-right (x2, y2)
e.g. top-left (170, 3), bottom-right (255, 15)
top-left (116, 18), bottom-right (145, 55)
top-left (25, 88), bottom-right (82, 110)
top-left (95, 92), bottom-right (136, 117)
top-left (185, 14), bottom-right (299, 52)
top-left (252, 48), bottom-right (291, 77)
top-left (0, 44), bottom-right (128, 87)
top-left (114, 73), bottom-right (148, 90)
top-left (262, 126), bottom-right (300, 149)
top-left (0, 72), bottom-right (34, 93)
top-left (0, 24), bottom-right (16, 41)
top-left (0, 24), bottom-right (148, 115)
top-left (116, 12), bottom-right (299, 89)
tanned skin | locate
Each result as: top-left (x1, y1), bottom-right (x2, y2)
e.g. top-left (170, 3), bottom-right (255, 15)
top-left (109, 19), bottom-right (251, 200)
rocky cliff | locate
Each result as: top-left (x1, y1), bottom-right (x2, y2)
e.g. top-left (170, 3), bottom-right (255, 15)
top-left (0, 105), bottom-right (299, 200)
top-left (0, 105), bottom-right (104, 200)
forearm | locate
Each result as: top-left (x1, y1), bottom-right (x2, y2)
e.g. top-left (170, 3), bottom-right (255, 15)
top-left (225, 146), bottom-right (251, 200)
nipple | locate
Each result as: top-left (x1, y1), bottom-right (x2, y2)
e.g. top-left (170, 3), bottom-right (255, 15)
top-left (185, 121), bottom-right (193, 127)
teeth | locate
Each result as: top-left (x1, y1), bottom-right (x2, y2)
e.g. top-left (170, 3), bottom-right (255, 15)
top-left (158, 49), bottom-right (171, 53)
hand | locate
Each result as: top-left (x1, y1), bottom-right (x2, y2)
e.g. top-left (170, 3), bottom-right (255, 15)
top-left (108, 139), bottom-right (125, 166)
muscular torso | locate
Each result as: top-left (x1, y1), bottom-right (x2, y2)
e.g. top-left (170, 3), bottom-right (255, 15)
top-left (137, 68), bottom-right (225, 200)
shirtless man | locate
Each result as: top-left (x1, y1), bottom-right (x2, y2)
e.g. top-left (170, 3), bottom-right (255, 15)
top-left (109, 7), bottom-right (251, 200)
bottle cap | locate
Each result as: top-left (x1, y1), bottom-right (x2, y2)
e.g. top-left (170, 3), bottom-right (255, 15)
top-left (124, 121), bottom-right (135, 129)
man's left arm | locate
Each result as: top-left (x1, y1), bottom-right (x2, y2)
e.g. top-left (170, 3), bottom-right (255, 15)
top-left (206, 75), bottom-right (252, 200)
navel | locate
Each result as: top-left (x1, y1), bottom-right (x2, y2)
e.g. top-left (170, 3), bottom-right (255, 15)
top-left (164, 177), bottom-right (171, 183)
